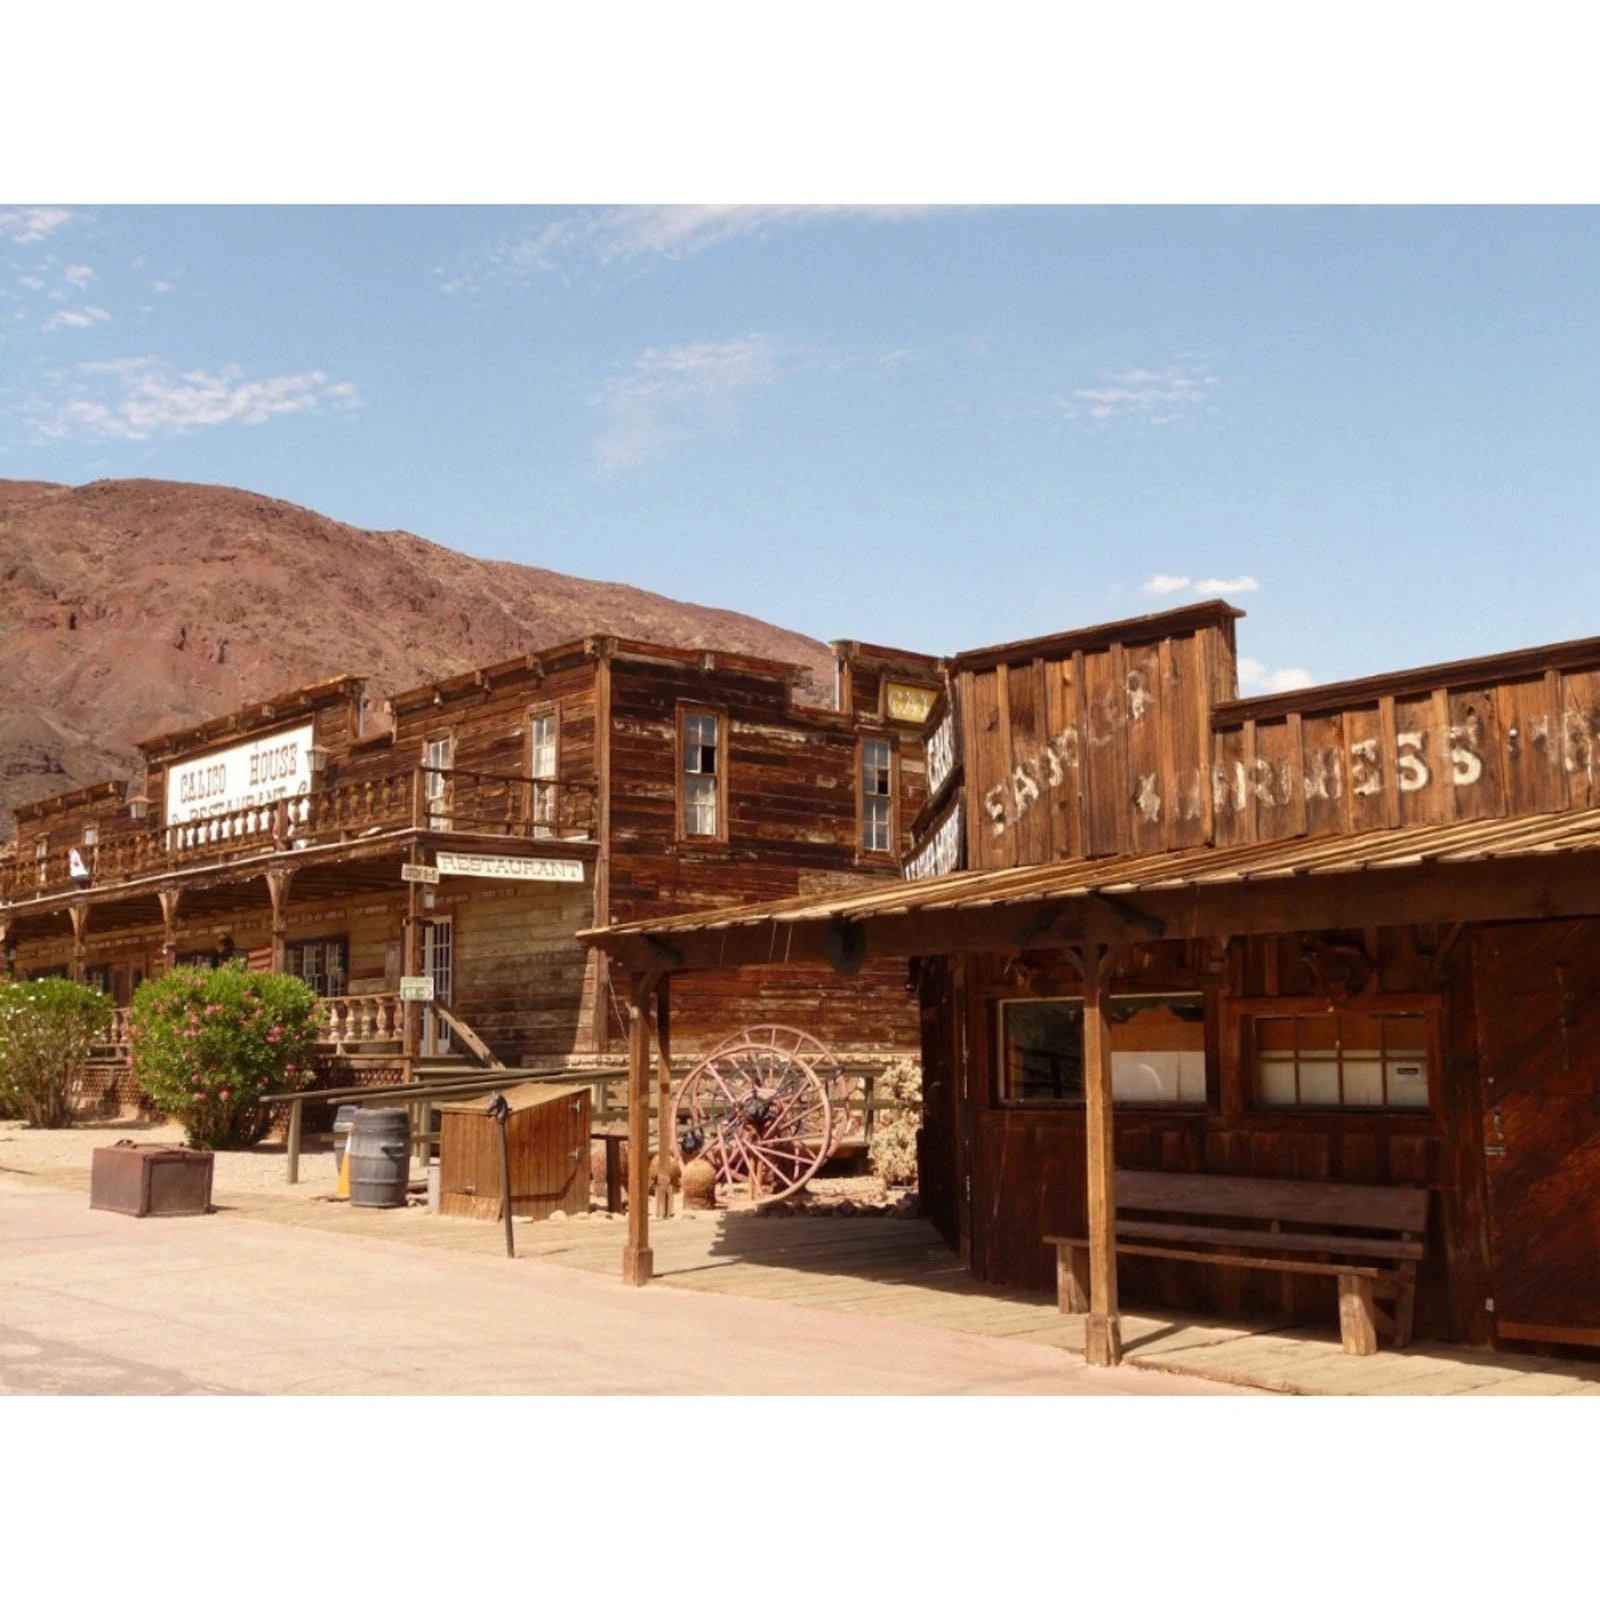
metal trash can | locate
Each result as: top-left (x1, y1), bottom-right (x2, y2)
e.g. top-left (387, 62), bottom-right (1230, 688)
top-left (90, 1141), bottom-right (214, 1217)
top-left (347, 1107), bottom-right (410, 1208)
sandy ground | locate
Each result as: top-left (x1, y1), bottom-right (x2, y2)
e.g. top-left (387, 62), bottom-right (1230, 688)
top-left (0, 1114), bottom-right (338, 1196)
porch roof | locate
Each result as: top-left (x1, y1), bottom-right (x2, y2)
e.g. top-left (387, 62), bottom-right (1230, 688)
top-left (581, 805), bottom-right (1600, 973)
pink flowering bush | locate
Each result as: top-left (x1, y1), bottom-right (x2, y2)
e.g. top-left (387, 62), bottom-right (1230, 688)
top-left (129, 965), bottom-right (320, 1148)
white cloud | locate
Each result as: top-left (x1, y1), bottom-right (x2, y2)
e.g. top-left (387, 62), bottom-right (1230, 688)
top-left (1238, 657), bottom-right (1315, 694)
top-left (0, 207), bottom-right (74, 245)
top-left (1195, 575), bottom-right (1259, 595)
top-left (1061, 359), bottom-right (1219, 427)
top-left (589, 335), bottom-right (788, 469)
top-left (44, 305), bottom-right (111, 331)
top-left (442, 205), bottom-right (930, 291)
top-left (19, 359), bottom-right (361, 441)
top-left (63, 264), bottom-right (95, 288)
top-left (1141, 573), bottom-right (1192, 595)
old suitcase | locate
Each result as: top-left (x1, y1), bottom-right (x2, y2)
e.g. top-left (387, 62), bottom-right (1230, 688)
top-left (90, 1141), bottom-right (214, 1217)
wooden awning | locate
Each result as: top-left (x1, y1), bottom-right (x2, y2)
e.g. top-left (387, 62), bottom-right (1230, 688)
top-left (582, 806), bottom-right (1600, 975)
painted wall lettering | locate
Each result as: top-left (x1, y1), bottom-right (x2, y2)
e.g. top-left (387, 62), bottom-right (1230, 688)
top-left (1395, 730), bottom-right (1430, 792)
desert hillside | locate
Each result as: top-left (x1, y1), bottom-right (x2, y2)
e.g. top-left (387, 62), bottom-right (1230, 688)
top-left (0, 478), bottom-right (834, 838)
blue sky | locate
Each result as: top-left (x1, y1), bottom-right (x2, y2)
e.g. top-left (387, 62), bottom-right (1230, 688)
top-left (3, 203), bottom-right (1598, 694)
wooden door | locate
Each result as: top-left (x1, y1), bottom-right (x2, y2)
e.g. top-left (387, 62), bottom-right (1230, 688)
top-left (1474, 920), bottom-right (1600, 1345)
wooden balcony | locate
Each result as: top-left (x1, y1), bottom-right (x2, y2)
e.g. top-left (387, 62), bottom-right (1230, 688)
top-left (2, 765), bottom-right (596, 903)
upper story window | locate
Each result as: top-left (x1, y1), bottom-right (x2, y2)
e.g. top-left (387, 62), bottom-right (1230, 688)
top-left (530, 711), bottom-right (557, 835)
top-left (678, 707), bottom-right (725, 841)
top-left (999, 993), bottom-right (1208, 1107)
top-left (424, 735), bottom-right (453, 831)
top-left (35, 836), bottom-right (48, 886)
top-left (861, 737), bottom-right (894, 855)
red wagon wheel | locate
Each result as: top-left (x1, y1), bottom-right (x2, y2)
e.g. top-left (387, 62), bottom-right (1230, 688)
top-left (674, 1025), bottom-right (841, 1204)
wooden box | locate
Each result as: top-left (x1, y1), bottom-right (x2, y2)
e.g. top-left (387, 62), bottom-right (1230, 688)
top-left (90, 1142), bottom-right (214, 1217)
top-left (438, 1083), bottom-right (590, 1222)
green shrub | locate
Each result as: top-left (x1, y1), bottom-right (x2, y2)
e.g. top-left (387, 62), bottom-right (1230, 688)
top-left (0, 978), bottom-right (114, 1128)
top-left (868, 1057), bottom-right (923, 1187)
top-left (130, 964), bottom-right (320, 1148)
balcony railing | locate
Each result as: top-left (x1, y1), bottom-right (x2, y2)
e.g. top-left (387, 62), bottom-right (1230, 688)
top-left (92, 993), bottom-right (405, 1065)
top-left (3, 764), bottom-right (596, 901)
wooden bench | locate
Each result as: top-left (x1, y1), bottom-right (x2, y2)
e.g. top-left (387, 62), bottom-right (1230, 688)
top-left (1046, 1170), bottom-right (1429, 1356)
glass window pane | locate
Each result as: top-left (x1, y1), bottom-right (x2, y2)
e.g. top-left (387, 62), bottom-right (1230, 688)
top-left (1002, 1000), bottom-right (1083, 1101)
top-left (1110, 995), bottom-right (1206, 1103)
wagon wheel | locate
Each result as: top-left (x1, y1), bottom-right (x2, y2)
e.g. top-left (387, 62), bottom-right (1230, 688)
top-left (674, 1025), bottom-right (839, 1204)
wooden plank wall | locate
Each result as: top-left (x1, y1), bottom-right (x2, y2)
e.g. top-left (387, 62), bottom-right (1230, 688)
top-left (603, 653), bottom-right (935, 1062)
top-left (957, 623), bottom-right (1224, 871)
top-left (950, 932), bottom-right (1490, 1343)
top-left (1212, 665), bottom-right (1600, 848)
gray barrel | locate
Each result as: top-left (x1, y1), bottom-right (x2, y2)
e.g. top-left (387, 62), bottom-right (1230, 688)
top-left (347, 1107), bottom-right (410, 1208)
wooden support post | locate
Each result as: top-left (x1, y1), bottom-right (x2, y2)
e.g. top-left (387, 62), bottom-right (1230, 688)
top-left (1338, 1273), bottom-right (1379, 1356)
top-left (654, 974), bottom-right (674, 1220)
top-left (266, 869), bottom-right (294, 974)
top-left (402, 846), bottom-right (422, 1079)
top-left (69, 900), bottom-right (91, 984)
top-left (158, 887), bottom-right (183, 972)
top-left (1081, 943), bottom-right (1123, 1367)
top-left (1058, 1243), bottom-right (1091, 1314)
top-left (286, 1096), bottom-right (303, 1185)
top-left (621, 974), bottom-right (654, 1285)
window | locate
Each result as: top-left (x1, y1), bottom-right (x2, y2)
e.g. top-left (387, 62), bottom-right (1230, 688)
top-left (530, 710), bottom-right (557, 835)
top-left (678, 707), bottom-right (725, 840)
top-left (82, 823), bottom-right (98, 848)
top-left (284, 936), bottom-right (348, 999)
top-left (35, 836), bottom-right (47, 887)
top-left (999, 993), bottom-right (1208, 1106)
top-left (424, 736), bottom-right (453, 831)
top-left (1249, 1006), bottom-right (1431, 1111)
top-left (861, 737), bottom-right (894, 854)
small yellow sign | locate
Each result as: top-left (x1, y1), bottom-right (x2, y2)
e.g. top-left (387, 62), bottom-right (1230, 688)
top-left (886, 682), bottom-right (938, 723)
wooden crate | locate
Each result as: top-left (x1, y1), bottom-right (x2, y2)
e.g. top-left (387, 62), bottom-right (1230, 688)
top-left (438, 1082), bottom-right (590, 1222)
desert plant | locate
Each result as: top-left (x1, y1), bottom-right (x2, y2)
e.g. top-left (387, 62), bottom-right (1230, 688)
top-left (868, 1057), bottom-right (923, 1187)
top-left (129, 964), bottom-right (320, 1148)
top-left (0, 977), bottom-right (113, 1128)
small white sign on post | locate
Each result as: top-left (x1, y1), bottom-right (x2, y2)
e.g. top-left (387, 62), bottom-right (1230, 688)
top-left (401, 863), bottom-right (441, 884)
top-left (399, 975), bottom-right (435, 1002)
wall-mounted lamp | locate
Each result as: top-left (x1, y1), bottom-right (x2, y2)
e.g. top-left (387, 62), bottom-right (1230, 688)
top-left (307, 746), bottom-right (330, 778)
top-left (128, 795), bottom-right (150, 820)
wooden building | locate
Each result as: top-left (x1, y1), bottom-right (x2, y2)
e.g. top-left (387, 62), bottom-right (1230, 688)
top-left (585, 601), bottom-right (1600, 1362)
top-left (0, 634), bottom-right (941, 1102)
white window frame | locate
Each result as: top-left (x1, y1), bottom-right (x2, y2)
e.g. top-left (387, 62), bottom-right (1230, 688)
top-left (424, 735), bottom-right (454, 832)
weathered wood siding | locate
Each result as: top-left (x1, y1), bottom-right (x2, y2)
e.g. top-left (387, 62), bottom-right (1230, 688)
top-left (938, 930), bottom-right (1494, 1344)
top-left (955, 607), bottom-right (1238, 871)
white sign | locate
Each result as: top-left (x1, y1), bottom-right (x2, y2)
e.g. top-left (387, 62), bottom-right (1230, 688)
top-left (401, 863), bottom-right (441, 884)
top-left (164, 721), bottom-right (315, 827)
top-left (435, 852), bottom-right (585, 883)
top-left (904, 799), bottom-right (964, 882)
top-left (399, 976), bottom-right (435, 1002)
top-left (886, 681), bottom-right (938, 724)
top-left (925, 708), bottom-right (957, 799)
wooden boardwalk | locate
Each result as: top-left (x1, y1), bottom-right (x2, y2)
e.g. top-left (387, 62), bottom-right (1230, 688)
top-left (211, 1185), bottom-right (1600, 1397)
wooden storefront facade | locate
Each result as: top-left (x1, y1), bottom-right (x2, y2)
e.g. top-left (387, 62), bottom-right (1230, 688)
top-left (587, 601), bottom-right (1600, 1360)
top-left (0, 635), bottom-right (942, 1100)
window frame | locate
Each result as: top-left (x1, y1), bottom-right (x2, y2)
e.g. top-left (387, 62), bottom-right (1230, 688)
top-left (675, 702), bottom-right (728, 845)
top-left (857, 734), bottom-right (898, 859)
top-left (283, 934), bottom-right (350, 999)
top-left (995, 989), bottom-right (1212, 1110)
top-left (528, 703), bottom-right (561, 836)
top-left (1229, 993), bottom-right (1443, 1119)
top-left (423, 731), bottom-right (455, 832)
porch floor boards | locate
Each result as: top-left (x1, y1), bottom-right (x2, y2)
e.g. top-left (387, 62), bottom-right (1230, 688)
top-left (203, 1181), bottom-right (1600, 1396)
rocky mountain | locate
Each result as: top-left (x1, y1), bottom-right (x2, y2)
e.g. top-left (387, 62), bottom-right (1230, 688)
top-left (0, 477), bottom-right (835, 839)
